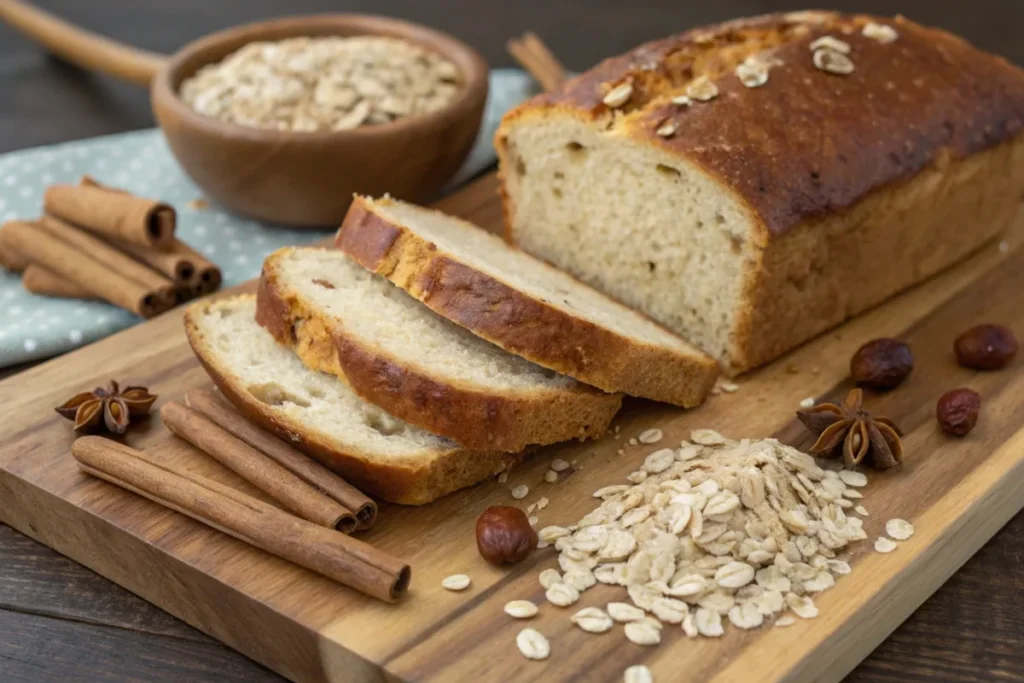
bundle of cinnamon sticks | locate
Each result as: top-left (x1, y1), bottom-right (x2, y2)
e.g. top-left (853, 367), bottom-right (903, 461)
top-left (0, 177), bottom-right (221, 318)
top-left (170, 389), bottom-right (377, 532)
top-left (72, 388), bottom-right (408, 603)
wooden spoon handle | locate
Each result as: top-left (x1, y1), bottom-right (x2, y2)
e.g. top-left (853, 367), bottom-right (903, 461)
top-left (507, 31), bottom-right (568, 92)
top-left (0, 0), bottom-right (168, 87)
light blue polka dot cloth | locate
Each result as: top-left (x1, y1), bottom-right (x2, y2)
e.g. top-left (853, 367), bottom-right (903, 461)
top-left (0, 69), bottom-right (537, 368)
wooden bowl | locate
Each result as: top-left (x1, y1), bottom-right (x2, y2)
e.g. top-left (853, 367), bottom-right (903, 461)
top-left (151, 15), bottom-right (488, 227)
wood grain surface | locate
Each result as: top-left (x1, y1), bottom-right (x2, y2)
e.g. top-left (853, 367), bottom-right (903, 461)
top-left (0, 170), bottom-right (1022, 682)
top-left (2, 2), bottom-right (1023, 682)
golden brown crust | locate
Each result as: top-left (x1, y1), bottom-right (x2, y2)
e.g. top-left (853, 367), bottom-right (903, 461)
top-left (729, 134), bottom-right (1024, 373)
top-left (497, 11), bottom-right (1024, 237)
top-left (336, 197), bottom-right (718, 406)
top-left (185, 296), bottom-right (520, 505)
top-left (256, 250), bottom-right (623, 452)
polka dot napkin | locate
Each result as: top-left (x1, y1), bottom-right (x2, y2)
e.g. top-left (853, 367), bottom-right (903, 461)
top-left (0, 69), bottom-right (537, 368)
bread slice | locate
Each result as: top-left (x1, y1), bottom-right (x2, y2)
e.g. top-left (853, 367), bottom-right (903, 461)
top-left (336, 196), bottom-right (719, 406)
top-left (256, 247), bottom-right (622, 452)
top-left (185, 295), bottom-right (520, 505)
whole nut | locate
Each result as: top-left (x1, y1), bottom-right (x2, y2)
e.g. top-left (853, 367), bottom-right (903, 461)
top-left (936, 388), bottom-right (981, 436)
top-left (954, 324), bottom-right (1018, 370)
top-left (476, 506), bottom-right (537, 565)
top-left (850, 338), bottom-right (914, 390)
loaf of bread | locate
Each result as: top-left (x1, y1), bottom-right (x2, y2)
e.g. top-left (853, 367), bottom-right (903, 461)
top-left (257, 247), bottom-right (622, 452)
top-left (336, 195), bottom-right (718, 406)
top-left (185, 295), bottom-right (519, 505)
top-left (496, 11), bottom-right (1024, 373)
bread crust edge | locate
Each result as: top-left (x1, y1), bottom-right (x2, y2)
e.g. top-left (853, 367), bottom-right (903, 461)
top-left (185, 296), bottom-right (521, 505)
top-left (255, 252), bottom-right (623, 452)
top-left (336, 196), bottom-right (718, 406)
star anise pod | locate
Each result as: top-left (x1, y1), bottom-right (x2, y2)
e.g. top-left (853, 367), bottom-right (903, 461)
top-left (55, 380), bottom-right (157, 435)
top-left (796, 388), bottom-right (904, 470)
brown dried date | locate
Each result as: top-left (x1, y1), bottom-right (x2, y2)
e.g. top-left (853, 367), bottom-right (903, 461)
top-left (475, 506), bottom-right (537, 565)
top-left (850, 338), bottom-right (914, 390)
top-left (954, 324), bottom-right (1018, 370)
top-left (936, 388), bottom-right (981, 436)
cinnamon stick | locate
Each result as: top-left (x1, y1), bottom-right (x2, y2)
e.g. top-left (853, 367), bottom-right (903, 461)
top-left (71, 436), bottom-right (410, 602)
top-left (115, 238), bottom-right (220, 293)
top-left (115, 238), bottom-right (196, 283)
top-left (160, 402), bottom-right (358, 532)
top-left (80, 175), bottom-right (109, 189)
top-left (0, 243), bottom-right (28, 273)
top-left (0, 223), bottom-right (31, 273)
top-left (37, 216), bottom-right (176, 303)
top-left (186, 388), bottom-right (378, 529)
top-left (173, 239), bottom-right (222, 294)
top-left (81, 176), bottom-right (221, 293)
top-left (45, 183), bottom-right (175, 249)
top-left (174, 282), bottom-right (199, 305)
top-left (22, 263), bottom-right (95, 299)
top-left (1, 220), bottom-right (169, 318)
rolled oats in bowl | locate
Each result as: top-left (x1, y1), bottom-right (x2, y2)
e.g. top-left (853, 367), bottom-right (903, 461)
top-left (179, 36), bottom-right (462, 132)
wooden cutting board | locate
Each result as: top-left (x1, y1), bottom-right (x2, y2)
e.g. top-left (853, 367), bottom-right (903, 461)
top-left (1, 173), bottom-right (1022, 683)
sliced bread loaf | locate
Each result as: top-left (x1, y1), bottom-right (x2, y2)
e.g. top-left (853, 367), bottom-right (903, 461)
top-left (336, 196), bottom-right (718, 406)
top-left (257, 247), bottom-right (622, 452)
top-left (185, 295), bottom-right (520, 505)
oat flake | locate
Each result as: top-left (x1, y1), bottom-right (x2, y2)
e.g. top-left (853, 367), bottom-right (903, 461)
top-left (603, 82), bottom-right (634, 108)
top-left (839, 470), bottom-right (868, 487)
top-left (809, 35), bottom-right (852, 54)
top-left (862, 22), bottom-right (899, 43)
top-left (539, 568), bottom-right (563, 589)
top-left (813, 48), bottom-right (855, 75)
top-left (639, 428), bottom-right (664, 444)
top-left (874, 537), bottom-right (898, 553)
top-left (516, 628), bottom-right (550, 660)
top-left (546, 582), bottom-right (581, 607)
top-left (625, 620), bottom-right (662, 646)
top-left (441, 574), bottom-right (470, 591)
top-left (685, 76), bottom-right (719, 102)
top-left (736, 60), bottom-right (770, 88)
top-left (695, 607), bottom-right (725, 636)
top-left (504, 600), bottom-right (539, 619)
top-left (608, 601), bottom-right (647, 622)
top-left (571, 606), bottom-right (614, 633)
top-left (885, 518), bottom-right (915, 541)
top-left (624, 665), bottom-right (654, 683)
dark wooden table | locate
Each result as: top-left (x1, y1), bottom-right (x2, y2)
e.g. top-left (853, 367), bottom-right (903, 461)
top-left (1, 1), bottom-right (1022, 681)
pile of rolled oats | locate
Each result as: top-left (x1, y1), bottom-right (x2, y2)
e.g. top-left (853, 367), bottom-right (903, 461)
top-left (179, 36), bottom-right (461, 132)
top-left (535, 430), bottom-right (872, 643)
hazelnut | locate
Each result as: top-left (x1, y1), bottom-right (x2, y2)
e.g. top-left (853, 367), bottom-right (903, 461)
top-left (850, 338), bottom-right (914, 390)
top-left (475, 506), bottom-right (537, 565)
top-left (954, 324), bottom-right (1018, 370)
top-left (936, 388), bottom-right (981, 436)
